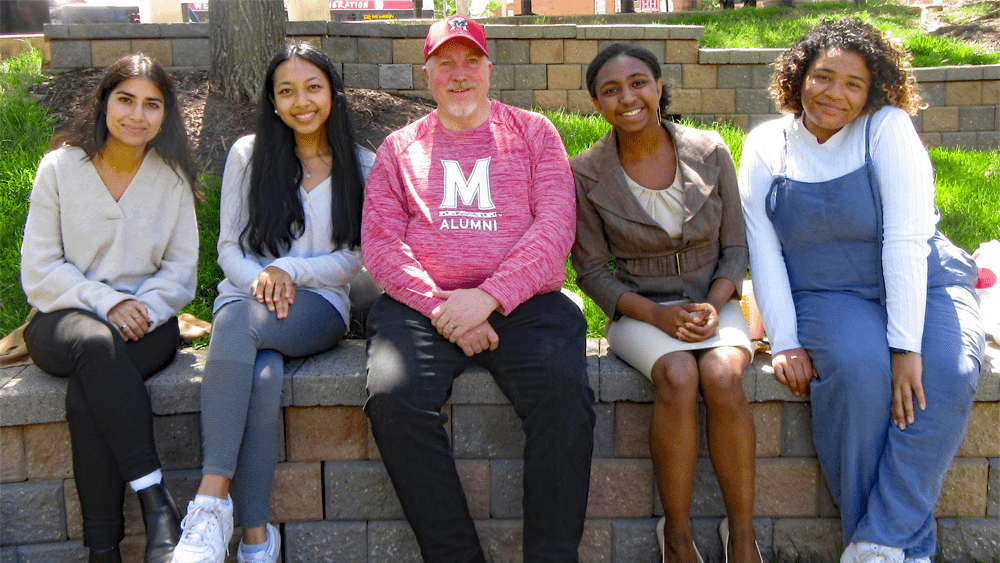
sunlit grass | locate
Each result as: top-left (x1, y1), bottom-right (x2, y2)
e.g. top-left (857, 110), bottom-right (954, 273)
top-left (660, 1), bottom-right (999, 66)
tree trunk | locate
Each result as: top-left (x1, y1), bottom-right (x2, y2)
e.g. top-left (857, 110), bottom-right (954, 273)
top-left (209, 0), bottom-right (286, 103)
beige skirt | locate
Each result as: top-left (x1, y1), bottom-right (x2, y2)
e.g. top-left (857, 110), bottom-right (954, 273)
top-left (605, 299), bottom-right (753, 380)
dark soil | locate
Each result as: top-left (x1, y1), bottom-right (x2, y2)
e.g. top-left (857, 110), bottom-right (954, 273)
top-left (28, 68), bottom-right (436, 176)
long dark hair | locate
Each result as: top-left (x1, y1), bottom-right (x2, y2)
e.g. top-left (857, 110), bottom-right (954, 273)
top-left (770, 18), bottom-right (921, 117)
top-left (586, 43), bottom-right (672, 114)
top-left (240, 43), bottom-right (365, 257)
top-left (52, 53), bottom-right (202, 198)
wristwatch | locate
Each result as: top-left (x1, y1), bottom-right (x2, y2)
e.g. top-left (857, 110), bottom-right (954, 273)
top-left (889, 347), bottom-right (911, 355)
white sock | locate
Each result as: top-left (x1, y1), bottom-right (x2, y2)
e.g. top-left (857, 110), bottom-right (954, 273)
top-left (129, 469), bottom-right (162, 492)
top-left (194, 493), bottom-right (232, 508)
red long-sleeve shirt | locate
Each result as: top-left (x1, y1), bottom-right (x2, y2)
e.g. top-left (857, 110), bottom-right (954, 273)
top-left (361, 101), bottom-right (576, 318)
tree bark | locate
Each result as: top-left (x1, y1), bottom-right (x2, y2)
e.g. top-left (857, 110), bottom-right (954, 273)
top-left (209, 0), bottom-right (286, 103)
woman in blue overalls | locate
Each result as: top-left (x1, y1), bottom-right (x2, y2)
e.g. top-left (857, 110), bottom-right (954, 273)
top-left (738, 18), bottom-right (984, 563)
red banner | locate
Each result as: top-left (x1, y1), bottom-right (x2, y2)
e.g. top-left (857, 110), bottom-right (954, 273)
top-left (330, 0), bottom-right (413, 9)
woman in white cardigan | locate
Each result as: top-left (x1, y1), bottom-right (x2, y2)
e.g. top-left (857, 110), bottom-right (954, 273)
top-left (21, 54), bottom-right (201, 563)
top-left (171, 43), bottom-right (372, 563)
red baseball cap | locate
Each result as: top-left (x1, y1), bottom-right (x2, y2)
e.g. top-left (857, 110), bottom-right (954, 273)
top-left (423, 15), bottom-right (489, 61)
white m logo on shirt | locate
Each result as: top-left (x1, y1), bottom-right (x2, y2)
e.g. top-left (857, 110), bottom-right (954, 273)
top-left (440, 158), bottom-right (495, 210)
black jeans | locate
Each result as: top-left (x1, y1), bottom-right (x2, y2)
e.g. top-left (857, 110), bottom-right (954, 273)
top-left (24, 308), bottom-right (179, 549)
top-left (365, 292), bottom-right (595, 563)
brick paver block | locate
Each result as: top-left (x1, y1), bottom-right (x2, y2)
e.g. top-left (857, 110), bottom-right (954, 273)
top-left (1, 426), bottom-right (25, 483)
top-left (358, 37), bottom-right (392, 64)
top-left (946, 81), bottom-right (983, 106)
top-left (611, 518), bottom-right (659, 563)
top-left (700, 88), bottom-right (736, 116)
top-left (665, 40), bottom-right (699, 64)
top-left (669, 88), bottom-right (702, 115)
top-left (780, 402), bottom-right (815, 457)
top-left (49, 40), bottom-right (92, 68)
top-left (285, 406), bottom-right (367, 462)
top-left (489, 459), bottom-right (522, 518)
top-left (755, 458), bottom-right (820, 517)
top-left (411, 64), bottom-right (427, 91)
top-left (324, 36), bottom-right (359, 63)
top-left (0, 480), bottom-right (66, 544)
top-left (270, 462), bottom-right (322, 522)
top-left (391, 38), bottom-right (424, 65)
top-left (564, 40), bottom-right (599, 64)
top-left (131, 39), bottom-right (172, 67)
top-left (457, 459), bottom-right (490, 520)
top-left (91, 40), bottom-right (131, 67)
top-left (922, 106), bottom-right (961, 132)
top-left (23, 422), bottom-right (72, 481)
top-left (547, 64), bottom-right (582, 91)
top-left (936, 517), bottom-right (1000, 563)
top-left (568, 89), bottom-right (597, 114)
top-left (476, 519), bottom-right (522, 563)
top-left (751, 401), bottom-right (781, 457)
top-left (989, 457), bottom-right (999, 517)
top-left (579, 519), bottom-right (613, 563)
top-left (771, 517), bottom-right (842, 562)
top-left (614, 402), bottom-right (651, 459)
top-left (982, 80), bottom-right (1000, 106)
top-left (683, 64), bottom-right (717, 90)
top-left (452, 404), bottom-right (523, 459)
top-left (958, 401), bottom-right (999, 457)
top-left (13, 540), bottom-right (88, 562)
top-left (514, 64), bottom-right (548, 90)
top-left (529, 39), bottom-right (564, 64)
top-left (495, 40), bottom-right (530, 65)
top-left (959, 105), bottom-right (997, 133)
top-left (324, 460), bottom-right (404, 520)
top-left (587, 458), bottom-right (653, 518)
top-left (935, 457), bottom-right (989, 517)
top-left (285, 520), bottom-right (367, 563)
top-left (367, 520), bottom-right (421, 563)
top-left (170, 38), bottom-right (210, 68)
top-left (153, 413), bottom-right (201, 470)
top-left (533, 89), bottom-right (568, 111)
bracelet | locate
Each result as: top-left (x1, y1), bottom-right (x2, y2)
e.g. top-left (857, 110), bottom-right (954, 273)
top-left (889, 347), bottom-right (910, 355)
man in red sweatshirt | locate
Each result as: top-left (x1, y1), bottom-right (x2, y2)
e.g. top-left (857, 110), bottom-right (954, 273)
top-left (360, 15), bottom-right (596, 563)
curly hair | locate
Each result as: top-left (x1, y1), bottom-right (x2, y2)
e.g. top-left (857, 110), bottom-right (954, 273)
top-left (770, 18), bottom-right (921, 117)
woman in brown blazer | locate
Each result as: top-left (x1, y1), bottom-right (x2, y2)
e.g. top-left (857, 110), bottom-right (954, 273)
top-left (571, 44), bottom-right (761, 563)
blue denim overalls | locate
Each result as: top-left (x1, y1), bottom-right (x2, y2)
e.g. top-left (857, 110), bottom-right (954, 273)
top-left (765, 115), bottom-right (984, 558)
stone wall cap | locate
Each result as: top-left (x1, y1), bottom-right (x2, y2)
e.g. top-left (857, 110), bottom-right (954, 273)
top-left (6, 340), bottom-right (997, 427)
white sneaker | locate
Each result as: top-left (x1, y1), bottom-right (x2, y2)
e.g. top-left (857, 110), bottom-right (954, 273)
top-left (237, 523), bottom-right (280, 563)
top-left (171, 495), bottom-right (234, 563)
top-left (904, 558), bottom-right (931, 563)
top-left (841, 542), bottom-right (904, 563)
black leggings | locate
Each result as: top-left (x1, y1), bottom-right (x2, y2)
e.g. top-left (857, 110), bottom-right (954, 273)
top-left (24, 308), bottom-right (179, 549)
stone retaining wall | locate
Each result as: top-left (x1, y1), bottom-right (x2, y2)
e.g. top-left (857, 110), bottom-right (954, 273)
top-left (2, 340), bottom-right (998, 563)
top-left (38, 20), bottom-right (1000, 151)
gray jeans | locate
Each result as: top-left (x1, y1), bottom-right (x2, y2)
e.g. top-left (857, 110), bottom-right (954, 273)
top-left (200, 290), bottom-right (346, 527)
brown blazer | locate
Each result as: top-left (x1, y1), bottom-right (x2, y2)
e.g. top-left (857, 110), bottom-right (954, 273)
top-left (570, 120), bottom-right (748, 319)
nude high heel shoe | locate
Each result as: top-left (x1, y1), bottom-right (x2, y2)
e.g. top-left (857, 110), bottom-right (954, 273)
top-left (656, 517), bottom-right (704, 563)
top-left (719, 517), bottom-right (764, 563)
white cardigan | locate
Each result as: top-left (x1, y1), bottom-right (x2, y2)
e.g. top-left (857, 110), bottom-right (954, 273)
top-left (738, 106), bottom-right (936, 355)
top-left (21, 146), bottom-right (198, 330)
top-left (213, 135), bottom-right (375, 326)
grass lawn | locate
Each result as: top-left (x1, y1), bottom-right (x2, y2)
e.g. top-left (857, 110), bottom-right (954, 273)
top-left (659, 1), bottom-right (1000, 67)
top-left (1, 47), bottom-right (997, 339)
